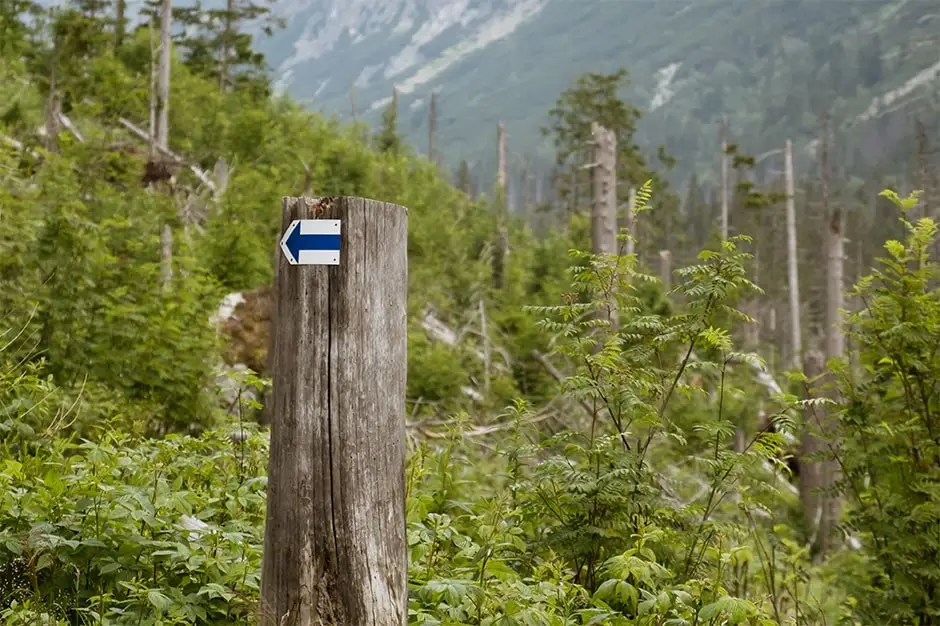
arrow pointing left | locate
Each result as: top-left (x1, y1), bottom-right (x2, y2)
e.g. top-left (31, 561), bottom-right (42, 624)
top-left (280, 219), bottom-right (342, 265)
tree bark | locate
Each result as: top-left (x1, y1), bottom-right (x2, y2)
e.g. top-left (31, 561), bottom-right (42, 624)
top-left (590, 122), bottom-right (617, 256)
top-left (590, 122), bottom-right (618, 331)
top-left (260, 196), bottom-right (408, 626)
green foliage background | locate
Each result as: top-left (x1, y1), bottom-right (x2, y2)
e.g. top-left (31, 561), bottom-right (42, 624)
top-left (1, 2), bottom-right (939, 625)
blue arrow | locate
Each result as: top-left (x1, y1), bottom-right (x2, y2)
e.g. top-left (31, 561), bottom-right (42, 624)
top-left (285, 230), bottom-right (340, 261)
top-left (280, 220), bottom-right (342, 265)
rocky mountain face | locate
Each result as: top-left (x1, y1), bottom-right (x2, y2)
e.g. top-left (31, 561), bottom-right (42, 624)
top-left (260, 0), bottom-right (545, 105)
top-left (43, 0), bottom-right (937, 190)
top-left (255, 0), bottom-right (940, 191)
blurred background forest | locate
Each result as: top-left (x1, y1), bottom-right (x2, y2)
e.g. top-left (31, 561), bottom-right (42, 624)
top-left (1, 0), bottom-right (939, 624)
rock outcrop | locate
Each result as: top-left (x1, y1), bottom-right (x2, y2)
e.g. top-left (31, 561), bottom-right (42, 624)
top-left (212, 286), bottom-right (274, 422)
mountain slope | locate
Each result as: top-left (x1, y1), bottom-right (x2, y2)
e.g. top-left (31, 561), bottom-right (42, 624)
top-left (257, 0), bottom-right (940, 188)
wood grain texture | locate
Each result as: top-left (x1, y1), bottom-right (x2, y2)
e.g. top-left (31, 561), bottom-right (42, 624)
top-left (260, 196), bottom-right (408, 626)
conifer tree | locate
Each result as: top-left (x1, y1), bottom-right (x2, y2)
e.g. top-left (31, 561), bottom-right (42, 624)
top-left (377, 87), bottom-right (401, 154)
top-left (143, 0), bottom-right (282, 95)
top-left (455, 159), bottom-right (473, 196)
top-left (542, 68), bottom-right (679, 256)
top-left (0, 0), bottom-right (40, 56)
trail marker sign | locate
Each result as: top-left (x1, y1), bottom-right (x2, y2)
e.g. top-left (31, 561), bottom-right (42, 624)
top-left (262, 196), bottom-right (408, 625)
top-left (279, 219), bottom-right (341, 265)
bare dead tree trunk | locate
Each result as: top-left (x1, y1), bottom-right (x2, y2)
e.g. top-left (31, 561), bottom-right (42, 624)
top-left (220, 0), bottom-right (234, 93)
top-left (497, 122), bottom-right (507, 192)
top-left (155, 0), bottom-right (171, 152)
top-left (148, 24), bottom-right (158, 158)
top-left (521, 154), bottom-right (532, 223)
top-left (785, 139), bottom-right (802, 369)
top-left (590, 122), bottom-right (617, 256)
top-left (800, 346), bottom-right (826, 560)
top-left (626, 187), bottom-right (637, 256)
top-left (821, 110), bottom-right (843, 558)
top-left (915, 117), bottom-right (936, 221)
top-left (720, 115), bottom-right (729, 241)
top-left (43, 43), bottom-right (60, 154)
top-left (428, 90), bottom-right (437, 164)
top-left (149, 2), bottom-right (175, 287)
top-left (851, 232), bottom-right (864, 374)
top-left (479, 296), bottom-right (490, 394)
top-left (659, 250), bottom-right (672, 290)
top-left (589, 123), bottom-right (618, 333)
top-left (115, 0), bottom-right (126, 49)
top-left (768, 307), bottom-right (778, 375)
top-left (160, 224), bottom-right (173, 289)
top-left (493, 122), bottom-right (509, 289)
top-left (349, 83), bottom-right (357, 122)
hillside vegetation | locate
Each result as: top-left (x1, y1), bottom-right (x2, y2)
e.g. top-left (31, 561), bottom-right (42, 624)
top-left (1, 1), bottom-right (940, 625)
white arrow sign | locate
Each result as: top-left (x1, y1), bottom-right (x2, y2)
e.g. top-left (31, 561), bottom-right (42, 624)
top-left (280, 219), bottom-right (342, 265)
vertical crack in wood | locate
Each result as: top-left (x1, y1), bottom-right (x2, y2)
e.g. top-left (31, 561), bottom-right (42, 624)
top-left (326, 201), bottom-right (340, 624)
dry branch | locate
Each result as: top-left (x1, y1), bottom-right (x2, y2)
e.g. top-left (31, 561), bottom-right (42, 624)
top-left (118, 116), bottom-right (216, 194)
top-left (57, 113), bottom-right (85, 143)
top-left (0, 134), bottom-right (40, 159)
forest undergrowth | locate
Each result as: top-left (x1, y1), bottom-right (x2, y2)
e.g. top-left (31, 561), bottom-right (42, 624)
top-left (1, 4), bottom-right (939, 623)
top-left (1, 184), bottom-right (938, 625)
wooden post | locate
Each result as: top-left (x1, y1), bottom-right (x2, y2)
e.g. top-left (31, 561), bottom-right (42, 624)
top-left (260, 196), bottom-right (408, 626)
